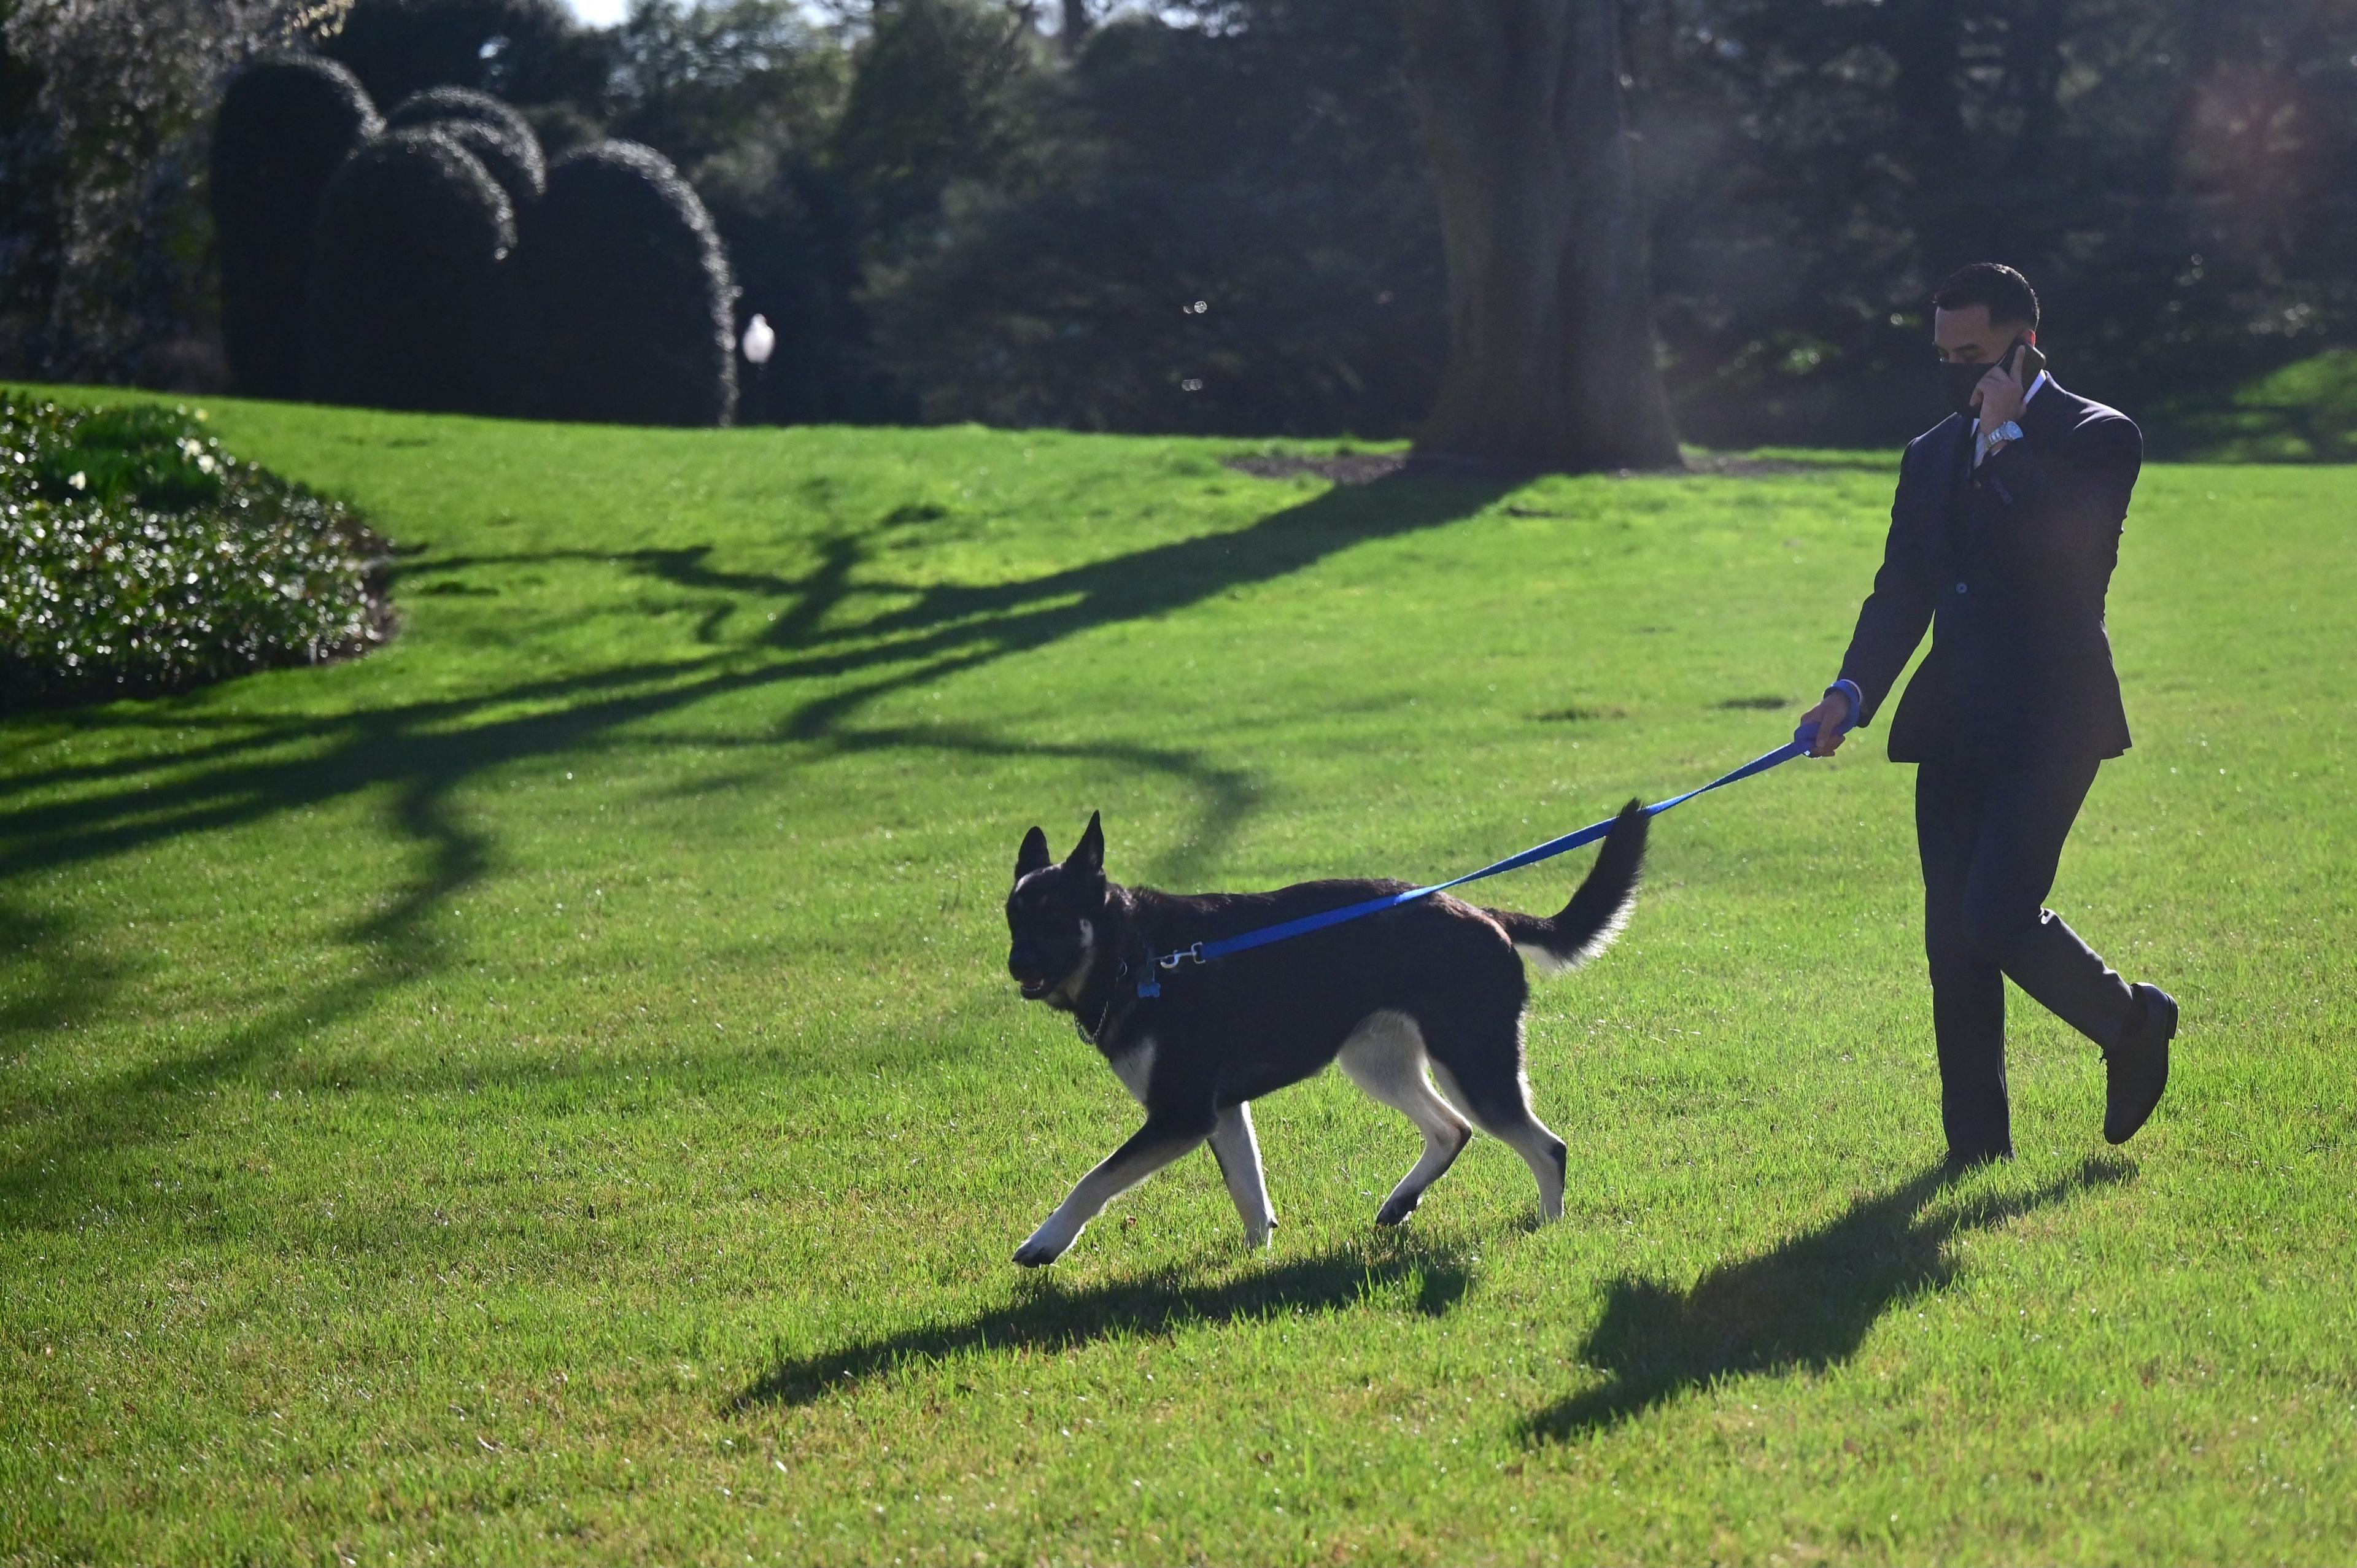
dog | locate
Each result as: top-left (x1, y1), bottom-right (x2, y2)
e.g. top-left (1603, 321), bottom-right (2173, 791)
top-left (1002, 803), bottom-right (1648, 1267)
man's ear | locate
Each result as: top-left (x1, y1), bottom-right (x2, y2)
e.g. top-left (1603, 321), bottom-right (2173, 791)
top-left (1015, 826), bottom-right (1051, 881)
top-left (1066, 810), bottom-right (1104, 877)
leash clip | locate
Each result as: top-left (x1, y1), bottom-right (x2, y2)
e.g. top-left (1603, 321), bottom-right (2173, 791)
top-left (1137, 941), bottom-right (1201, 1000)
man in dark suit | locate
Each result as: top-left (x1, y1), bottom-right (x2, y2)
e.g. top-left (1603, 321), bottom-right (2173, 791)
top-left (1797, 263), bottom-right (2177, 1169)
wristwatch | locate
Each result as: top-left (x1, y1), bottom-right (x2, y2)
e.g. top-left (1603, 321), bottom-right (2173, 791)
top-left (1987, 420), bottom-right (2024, 450)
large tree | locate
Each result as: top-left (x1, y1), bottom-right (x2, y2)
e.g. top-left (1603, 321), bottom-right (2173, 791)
top-left (1397, 0), bottom-right (1680, 471)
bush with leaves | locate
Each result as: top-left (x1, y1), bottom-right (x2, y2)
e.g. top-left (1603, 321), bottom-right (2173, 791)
top-left (433, 117), bottom-right (546, 207)
top-left (384, 82), bottom-right (536, 144)
top-left (304, 128), bottom-right (518, 415)
top-left (323, 0), bottom-right (595, 110)
top-left (0, 393), bottom-right (388, 708)
top-left (211, 55), bottom-right (384, 399)
top-left (512, 139), bottom-right (736, 427)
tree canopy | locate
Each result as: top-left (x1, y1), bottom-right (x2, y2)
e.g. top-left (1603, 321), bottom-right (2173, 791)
top-left (3, 0), bottom-right (2351, 448)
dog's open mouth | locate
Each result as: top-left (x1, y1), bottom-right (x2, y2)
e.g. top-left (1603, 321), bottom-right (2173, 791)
top-left (1018, 977), bottom-right (1051, 1000)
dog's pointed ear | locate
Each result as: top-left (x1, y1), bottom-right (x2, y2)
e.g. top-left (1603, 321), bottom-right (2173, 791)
top-left (1067, 810), bottom-right (1104, 876)
top-left (1015, 825), bottom-right (1051, 882)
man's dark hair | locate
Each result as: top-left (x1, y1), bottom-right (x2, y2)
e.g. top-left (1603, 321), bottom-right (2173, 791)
top-left (1933, 263), bottom-right (2041, 330)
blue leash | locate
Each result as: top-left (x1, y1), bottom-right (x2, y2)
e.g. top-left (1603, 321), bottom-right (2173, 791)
top-left (1137, 711), bottom-right (1851, 995)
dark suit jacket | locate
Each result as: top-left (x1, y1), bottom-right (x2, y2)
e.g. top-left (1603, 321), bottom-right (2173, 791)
top-left (1839, 380), bottom-right (2141, 765)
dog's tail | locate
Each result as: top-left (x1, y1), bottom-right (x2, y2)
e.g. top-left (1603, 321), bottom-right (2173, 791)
top-left (1485, 799), bottom-right (1648, 978)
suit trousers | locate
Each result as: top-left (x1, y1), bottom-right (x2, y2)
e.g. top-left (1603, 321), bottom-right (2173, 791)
top-left (1914, 757), bottom-right (2138, 1160)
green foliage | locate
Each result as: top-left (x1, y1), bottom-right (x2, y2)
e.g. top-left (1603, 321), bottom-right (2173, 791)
top-left (511, 139), bottom-right (736, 427)
top-left (830, 0), bottom-right (1046, 244)
top-left (873, 6), bottom-right (1446, 436)
top-left (1, 390), bottom-right (2353, 1559)
top-left (1628, 0), bottom-right (2357, 444)
top-left (0, 392), bottom-right (382, 706)
top-left (323, 0), bottom-right (589, 108)
top-left (420, 112), bottom-right (548, 207)
top-left (382, 81), bottom-right (536, 144)
top-left (603, 0), bottom-right (879, 424)
top-left (603, 0), bottom-right (844, 170)
top-left (211, 55), bottom-right (382, 399)
top-left (303, 129), bottom-right (518, 415)
top-left (2158, 350), bottom-right (2357, 462)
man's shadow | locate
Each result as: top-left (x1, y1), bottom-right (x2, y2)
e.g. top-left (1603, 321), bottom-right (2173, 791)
top-left (731, 1238), bottom-right (1474, 1412)
top-left (1524, 1155), bottom-right (2133, 1442)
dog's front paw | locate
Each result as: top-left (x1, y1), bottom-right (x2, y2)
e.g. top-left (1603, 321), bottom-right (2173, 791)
top-left (1374, 1193), bottom-right (1420, 1227)
top-left (1012, 1231), bottom-right (1069, 1268)
top-left (1242, 1216), bottom-right (1276, 1250)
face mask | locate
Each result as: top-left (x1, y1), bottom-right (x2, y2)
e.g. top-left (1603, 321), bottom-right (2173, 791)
top-left (1940, 335), bottom-right (2025, 418)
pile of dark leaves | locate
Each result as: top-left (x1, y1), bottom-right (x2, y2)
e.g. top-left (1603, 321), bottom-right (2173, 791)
top-left (1, 394), bottom-right (392, 709)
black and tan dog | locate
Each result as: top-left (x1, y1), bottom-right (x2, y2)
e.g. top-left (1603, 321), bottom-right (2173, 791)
top-left (1003, 805), bottom-right (1648, 1266)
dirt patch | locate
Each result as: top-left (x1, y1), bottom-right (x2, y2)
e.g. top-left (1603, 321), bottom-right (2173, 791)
top-left (1224, 451), bottom-right (1413, 485)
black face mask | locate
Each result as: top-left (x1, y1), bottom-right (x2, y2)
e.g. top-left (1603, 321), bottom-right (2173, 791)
top-left (1940, 336), bottom-right (2026, 418)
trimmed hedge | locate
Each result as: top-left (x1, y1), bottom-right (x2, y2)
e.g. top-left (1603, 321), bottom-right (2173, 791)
top-left (384, 87), bottom-right (546, 210)
top-left (304, 129), bottom-right (518, 416)
top-left (512, 141), bottom-right (738, 427)
top-left (323, 0), bottom-right (576, 108)
top-left (210, 56), bottom-right (382, 400)
top-left (384, 83), bottom-right (536, 148)
top-left (425, 116), bottom-right (547, 209)
top-left (0, 393), bottom-right (387, 709)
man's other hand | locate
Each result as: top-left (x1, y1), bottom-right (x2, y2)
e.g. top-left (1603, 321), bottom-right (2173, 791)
top-left (1800, 692), bottom-right (1852, 756)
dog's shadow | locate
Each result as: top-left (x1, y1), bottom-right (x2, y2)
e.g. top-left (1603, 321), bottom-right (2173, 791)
top-left (730, 1237), bottom-right (1475, 1411)
top-left (1523, 1154), bottom-right (2135, 1442)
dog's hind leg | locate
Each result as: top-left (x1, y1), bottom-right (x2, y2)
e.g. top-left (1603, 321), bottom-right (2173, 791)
top-left (1426, 1018), bottom-right (1569, 1222)
top-left (1337, 1010), bottom-right (1474, 1227)
top-left (1207, 1103), bottom-right (1276, 1249)
top-left (1015, 1110), bottom-right (1215, 1267)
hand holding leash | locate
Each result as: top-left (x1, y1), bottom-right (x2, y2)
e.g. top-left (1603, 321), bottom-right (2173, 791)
top-left (1796, 681), bottom-right (1861, 757)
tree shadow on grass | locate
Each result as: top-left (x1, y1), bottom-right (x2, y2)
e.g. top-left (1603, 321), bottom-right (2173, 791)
top-left (731, 1237), bottom-right (1476, 1412)
top-left (0, 470), bottom-right (1509, 1230)
top-left (1523, 1155), bottom-right (2135, 1443)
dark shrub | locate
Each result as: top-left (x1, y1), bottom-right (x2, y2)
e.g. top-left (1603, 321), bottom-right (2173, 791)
top-left (513, 141), bottom-right (737, 427)
top-left (324, 0), bottom-right (581, 109)
top-left (0, 392), bottom-right (390, 709)
top-left (384, 87), bottom-right (546, 207)
top-left (209, 56), bottom-right (382, 401)
top-left (303, 129), bottom-right (517, 416)
top-left (384, 83), bottom-right (536, 146)
top-left (425, 115), bottom-right (546, 209)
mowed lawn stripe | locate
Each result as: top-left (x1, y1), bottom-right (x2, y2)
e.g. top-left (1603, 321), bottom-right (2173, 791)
top-left (2, 392), bottom-right (2351, 1564)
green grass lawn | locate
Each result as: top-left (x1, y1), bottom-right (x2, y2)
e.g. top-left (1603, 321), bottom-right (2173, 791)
top-left (3, 391), bottom-right (2353, 1565)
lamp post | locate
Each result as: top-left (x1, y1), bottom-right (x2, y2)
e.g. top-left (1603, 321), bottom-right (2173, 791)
top-left (741, 313), bottom-right (775, 422)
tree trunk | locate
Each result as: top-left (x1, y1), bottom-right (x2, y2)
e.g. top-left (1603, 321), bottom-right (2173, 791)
top-left (1879, 1), bottom-right (1981, 277)
top-left (1059, 0), bottom-right (1091, 61)
top-left (1397, 0), bottom-right (1681, 472)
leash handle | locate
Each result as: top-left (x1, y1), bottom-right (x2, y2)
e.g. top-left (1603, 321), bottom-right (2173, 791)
top-left (1793, 679), bottom-right (1862, 754)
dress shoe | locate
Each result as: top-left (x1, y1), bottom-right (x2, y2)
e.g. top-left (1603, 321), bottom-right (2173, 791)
top-left (2104, 983), bottom-right (2177, 1145)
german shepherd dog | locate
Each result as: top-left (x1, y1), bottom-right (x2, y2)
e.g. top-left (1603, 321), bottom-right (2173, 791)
top-left (1002, 804), bottom-right (1648, 1267)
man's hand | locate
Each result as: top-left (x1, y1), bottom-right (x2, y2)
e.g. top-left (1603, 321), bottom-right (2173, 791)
top-left (1800, 691), bottom-right (1851, 757)
top-left (1974, 352), bottom-right (2029, 441)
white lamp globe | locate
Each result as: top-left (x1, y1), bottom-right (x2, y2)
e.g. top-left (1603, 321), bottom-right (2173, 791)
top-left (741, 314), bottom-right (776, 366)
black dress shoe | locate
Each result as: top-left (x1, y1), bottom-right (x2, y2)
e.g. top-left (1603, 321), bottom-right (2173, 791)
top-left (2104, 983), bottom-right (2177, 1145)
